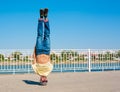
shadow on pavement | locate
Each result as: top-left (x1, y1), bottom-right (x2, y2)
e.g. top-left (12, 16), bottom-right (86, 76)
top-left (23, 80), bottom-right (40, 86)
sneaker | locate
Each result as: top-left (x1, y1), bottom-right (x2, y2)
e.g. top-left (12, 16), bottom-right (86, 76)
top-left (44, 8), bottom-right (48, 19)
top-left (40, 9), bottom-right (44, 18)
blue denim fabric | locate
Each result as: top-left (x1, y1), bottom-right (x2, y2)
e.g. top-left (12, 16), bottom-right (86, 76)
top-left (35, 19), bottom-right (50, 55)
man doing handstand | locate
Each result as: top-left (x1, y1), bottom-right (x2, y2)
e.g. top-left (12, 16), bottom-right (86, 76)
top-left (32, 8), bottom-right (53, 86)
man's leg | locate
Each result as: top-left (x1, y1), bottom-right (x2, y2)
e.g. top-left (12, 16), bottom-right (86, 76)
top-left (43, 19), bottom-right (50, 55)
top-left (35, 9), bottom-right (45, 55)
top-left (43, 8), bottom-right (50, 55)
top-left (35, 18), bottom-right (44, 55)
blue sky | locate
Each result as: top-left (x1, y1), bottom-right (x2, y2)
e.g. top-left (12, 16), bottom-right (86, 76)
top-left (0, 0), bottom-right (120, 49)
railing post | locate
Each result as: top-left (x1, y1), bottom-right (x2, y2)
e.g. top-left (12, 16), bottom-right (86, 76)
top-left (60, 57), bottom-right (63, 72)
top-left (13, 65), bottom-right (15, 74)
top-left (88, 49), bottom-right (91, 72)
top-left (60, 49), bottom-right (63, 72)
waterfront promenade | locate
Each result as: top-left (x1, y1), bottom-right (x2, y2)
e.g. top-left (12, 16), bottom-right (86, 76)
top-left (0, 71), bottom-right (120, 92)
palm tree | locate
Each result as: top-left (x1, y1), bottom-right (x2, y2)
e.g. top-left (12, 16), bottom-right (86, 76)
top-left (50, 53), bottom-right (59, 63)
top-left (23, 56), bottom-right (29, 62)
top-left (117, 50), bottom-right (120, 58)
top-left (11, 51), bottom-right (22, 61)
top-left (98, 54), bottom-right (103, 61)
top-left (61, 50), bottom-right (79, 62)
top-left (104, 51), bottom-right (114, 61)
top-left (0, 54), bottom-right (4, 62)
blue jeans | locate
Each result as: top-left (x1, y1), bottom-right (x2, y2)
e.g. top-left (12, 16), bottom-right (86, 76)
top-left (35, 19), bottom-right (50, 55)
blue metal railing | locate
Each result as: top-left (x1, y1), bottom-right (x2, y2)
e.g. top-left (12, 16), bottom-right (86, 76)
top-left (0, 49), bottom-right (120, 74)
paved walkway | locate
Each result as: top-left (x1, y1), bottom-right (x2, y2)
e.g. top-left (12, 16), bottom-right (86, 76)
top-left (0, 71), bottom-right (120, 92)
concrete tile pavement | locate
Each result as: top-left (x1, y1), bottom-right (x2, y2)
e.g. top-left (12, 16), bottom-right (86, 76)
top-left (0, 71), bottom-right (120, 92)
